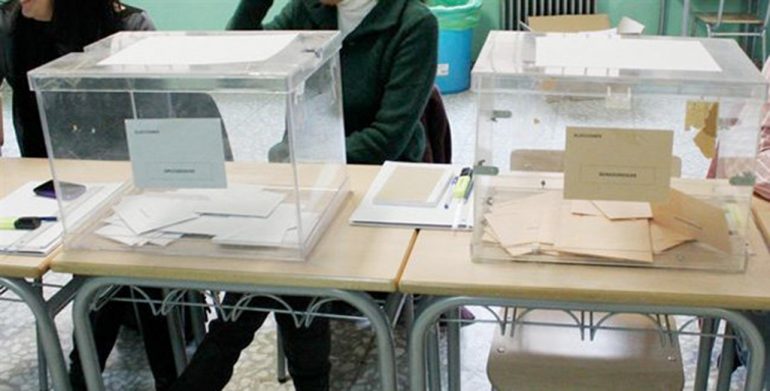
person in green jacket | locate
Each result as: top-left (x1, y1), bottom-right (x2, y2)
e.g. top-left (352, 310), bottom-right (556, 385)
top-left (167, 1), bottom-right (437, 390)
top-left (235, 0), bottom-right (437, 164)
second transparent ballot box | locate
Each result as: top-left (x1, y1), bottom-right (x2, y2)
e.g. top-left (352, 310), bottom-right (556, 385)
top-left (29, 31), bottom-right (348, 261)
top-left (471, 31), bottom-right (767, 271)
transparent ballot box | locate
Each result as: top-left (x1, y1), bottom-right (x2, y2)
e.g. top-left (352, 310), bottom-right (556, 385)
top-left (471, 31), bottom-right (767, 271)
top-left (29, 31), bottom-right (348, 261)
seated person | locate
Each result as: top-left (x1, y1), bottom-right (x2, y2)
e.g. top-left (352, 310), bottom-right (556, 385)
top-left (1, 1), bottom-right (227, 390)
top-left (168, 1), bottom-right (437, 390)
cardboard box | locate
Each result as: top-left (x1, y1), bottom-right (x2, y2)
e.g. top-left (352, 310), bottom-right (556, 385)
top-left (527, 14), bottom-right (645, 34)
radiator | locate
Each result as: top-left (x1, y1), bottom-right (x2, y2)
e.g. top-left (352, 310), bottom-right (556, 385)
top-left (500, 0), bottom-right (597, 30)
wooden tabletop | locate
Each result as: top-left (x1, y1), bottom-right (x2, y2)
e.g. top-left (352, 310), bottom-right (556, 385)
top-left (401, 199), bottom-right (770, 310)
top-left (51, 164), bottom-right (416, 292)
top-left (0, 158), bottom-right (56, 279)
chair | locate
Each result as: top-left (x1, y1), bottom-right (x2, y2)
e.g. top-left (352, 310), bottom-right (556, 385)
top-left (487, 149), bottom-right (686, 391)
top-left (487, 310), bottom-right (685, 390)
top-left (422, 86), bottom-right (453, 164)
top-left (692, 0), bottom-right (770, 63)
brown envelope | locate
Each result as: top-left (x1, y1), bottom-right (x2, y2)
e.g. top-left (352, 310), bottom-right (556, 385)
top-left (693, 130), bottom-right (716, 159)
top-left (651, 189), bottom-right (731, 253)
top-left (555, 209), bottom-right (653, 263)
top-left (485, 211), bottom-right (542, 247)
top-left (592, 200), bottom-right (652, 220)
top-left (564, 127), bottom-right (673, 202)
top-left (685, 100), bottom-right (718, 136)
top-left (650, 221), bottom-right (695, 254)
top-left (492, 191), bottom-right (562, 214)
top-left (487, 192), bottom-right (563, 247)
top-left (373, 166), bottom-right (448, 207)
top-left (571, 200), bottom-right (602, 216)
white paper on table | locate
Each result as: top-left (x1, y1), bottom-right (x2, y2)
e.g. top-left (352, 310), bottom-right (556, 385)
top-left (96, 224), bottom-right (148, 246)
top-left (113, 196), bottom-right (198, 234)
top-left (97, 217), bottom-right (183, 247)
top-left (192, 190), bottom-right (285, 218)
top-left (98, 34), bottom-right (299, 66)
top-left (535, 36), bottom-right (722, 72)
top-left (213, 205), bottom-right (319, 247)
top-left (0, 182), bottom-right (122, 254)
top-left (161, 215), bottom-right (242, 237)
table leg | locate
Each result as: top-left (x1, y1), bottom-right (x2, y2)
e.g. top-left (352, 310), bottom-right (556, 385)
top-left (427, 324), bottom-right (441, 391)
top-left (409, 296), bottom-right (766, 391)
top-left (716, 324), bottom-right (736, 391)
top-left (73, 276), bottom-right (398, 391)
top-left (694, 318), bottom-right (718, 391)
top-left (34, 277), bottom-right (48, 391)
top-left (447, 308), bottom-right (461, 391)
top-left (0, 277), bottom-right (72, 391)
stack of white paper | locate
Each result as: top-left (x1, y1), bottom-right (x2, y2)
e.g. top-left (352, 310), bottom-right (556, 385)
top-left (0, 182), bottom-right (122, 255)
top-left (95, 186), bottom-right (315, 249)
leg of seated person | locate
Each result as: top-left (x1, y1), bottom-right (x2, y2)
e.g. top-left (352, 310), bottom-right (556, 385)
top-left (136, 288), bottom-right (178, 391)
top-left (168, 292), bottom-right (271, 391)
top-left (274, 302), bottom-right (331, 391)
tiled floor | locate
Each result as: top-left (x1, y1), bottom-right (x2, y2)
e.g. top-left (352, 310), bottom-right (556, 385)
top-left (0, 86), bottom-right (752, 390)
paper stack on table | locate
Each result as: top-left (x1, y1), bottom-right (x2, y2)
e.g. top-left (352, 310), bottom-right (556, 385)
top-left (350, 161), bottom-right (474, 229)
top-left (482, 188), bottom-right (730, 265)
top-left (0, 182), bottom-right (122, 255)
top-left (95, 185), bottom-right (317, 248)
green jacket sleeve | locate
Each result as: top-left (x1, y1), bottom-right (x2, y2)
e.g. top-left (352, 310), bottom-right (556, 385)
top-left (227, 0), bottom-right (297, 30)
top-left (345, 12), bottom-right (439, 163)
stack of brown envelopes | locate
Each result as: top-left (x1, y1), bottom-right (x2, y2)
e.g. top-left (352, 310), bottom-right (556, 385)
top-left (482, 189), bottom-right (730, 264)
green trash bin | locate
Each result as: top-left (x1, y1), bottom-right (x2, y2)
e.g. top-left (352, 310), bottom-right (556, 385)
top-left (427, 0), bottom-right (482, 93)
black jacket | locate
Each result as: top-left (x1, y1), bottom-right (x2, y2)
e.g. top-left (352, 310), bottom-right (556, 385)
top-left (0, 1), bottom-right (155, 157)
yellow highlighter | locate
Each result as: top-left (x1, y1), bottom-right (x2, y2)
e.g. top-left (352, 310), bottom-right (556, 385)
top-left (452, 167), bottom-right (473, 199)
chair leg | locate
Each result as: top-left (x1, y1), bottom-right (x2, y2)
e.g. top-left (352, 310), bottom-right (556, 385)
top-left (276, 328), bottom-right (289, 383)
top-left (186, 291), bottom-right (207, 347)
top-left (427, 324), bottom-right (442, 391)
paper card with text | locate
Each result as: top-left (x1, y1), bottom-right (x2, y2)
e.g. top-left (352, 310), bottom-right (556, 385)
top-left (564, 127), bottom-right (673, 202)
top-left (126, 118), bottom-right (227, 189)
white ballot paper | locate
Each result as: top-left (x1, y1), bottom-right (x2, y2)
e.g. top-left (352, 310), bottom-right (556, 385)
top-left (535, 36), bottom-right (722, 72)
top-left (98, 34), bottom-right (298, 66)
top-left (126, 118), bottom-right (227, 189)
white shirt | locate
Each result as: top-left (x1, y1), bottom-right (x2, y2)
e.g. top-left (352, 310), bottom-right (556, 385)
top-left (337, 0), bottom-right (377, 38)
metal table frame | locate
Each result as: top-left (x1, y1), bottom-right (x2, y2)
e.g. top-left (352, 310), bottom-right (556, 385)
top-left (0, 276), bottom-right (83, 391)
top-left (408, 296), bottom-right (767, 391)
top-left (72, 276), bottom-right (398, 391)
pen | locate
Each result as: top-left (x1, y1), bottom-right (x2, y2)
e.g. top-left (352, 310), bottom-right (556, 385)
top-left (443, 176), bottom-right (459, 209)
top-left (0, 216), bottom-right (57, 230)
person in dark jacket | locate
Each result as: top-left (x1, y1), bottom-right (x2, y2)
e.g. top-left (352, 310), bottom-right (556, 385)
top-left (0, 0), bottom-right (154, 157)
top-left (167, 1), bottom-right (438, 391)
top-left (1, 1), bottom-right (178, 390)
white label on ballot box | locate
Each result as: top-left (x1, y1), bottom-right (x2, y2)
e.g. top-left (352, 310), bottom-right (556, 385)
top-left (564, 127), bottom-right (673, 202)
top-left (125, 118), bottom-right (227, 189)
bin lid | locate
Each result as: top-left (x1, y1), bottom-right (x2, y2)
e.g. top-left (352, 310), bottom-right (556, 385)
top-left (473, 31), bottom-right (766, 99)
top-left (29, 31), bottom-right (342, 93)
